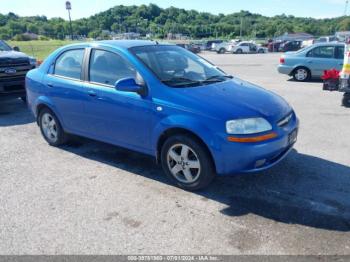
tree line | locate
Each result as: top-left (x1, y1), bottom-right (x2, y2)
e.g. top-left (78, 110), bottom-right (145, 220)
top-left (1, 4), bottom-right (350, 40)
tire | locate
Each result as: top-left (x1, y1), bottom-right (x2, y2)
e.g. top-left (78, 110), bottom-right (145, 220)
top-left (38, 107), bottom-right (68, 146)
top-left (292, 67), bottom-right (311, 82)
top-left (258, 49), bottom-right (264, 54)
top-left (160, 135), bottom-right (215, 191)
top-left (218, 48), bottom-right (226, 54)
top-left (236, 49), bottom-right (243, 54)
top-left (342, 93), bottom-right (350, 108)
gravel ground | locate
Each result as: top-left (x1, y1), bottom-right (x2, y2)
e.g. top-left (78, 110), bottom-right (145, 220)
top-left (0, 52), bottom-right (349, 255)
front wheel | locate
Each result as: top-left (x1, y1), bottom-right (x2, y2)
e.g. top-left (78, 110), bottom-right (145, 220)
top-left (161, 135), bottom-right (215, 191)
top-left (342, 93), bottom-right (350, 108)
top-left (218, 48), bottom-right (226, 54)
top-left (292, 67), bottom-right (310, 82)
top-left (38, 108), bottom-right (68, 146)
top-left (236, 49), bottom-right (243, 54)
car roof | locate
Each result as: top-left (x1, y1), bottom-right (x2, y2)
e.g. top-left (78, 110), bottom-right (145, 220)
top-left (98, 40), bottom-right (159, 49)
top-left (59, 40), bottom-right (172, 52)
top-left (312, 42), bottom-right (345, 47)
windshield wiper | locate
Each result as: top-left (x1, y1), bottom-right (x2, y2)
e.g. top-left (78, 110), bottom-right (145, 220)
top-left (204, 75), bottom-right (233, 82)
top-left (161, 77), bottom-right (202, 87)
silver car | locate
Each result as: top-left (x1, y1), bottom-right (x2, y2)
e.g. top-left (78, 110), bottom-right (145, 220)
top-left (278, 43), bottom-right (345, 81)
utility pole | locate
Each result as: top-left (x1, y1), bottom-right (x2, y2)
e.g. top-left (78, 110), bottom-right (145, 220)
top-left (240, 17), bottom-right (243, 39)
top-left (66, 1), bottom-right (73, 40)
top-left (345, 0), bottom-right (349, 16)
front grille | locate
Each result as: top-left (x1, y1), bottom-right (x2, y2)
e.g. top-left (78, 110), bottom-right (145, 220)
top-left (3, 84), bottom-right (24, 91)
top-left (277, 113), bottom-right (293, 127)
top-left (0, 65), bottom-right (34, 82)
top-left (0, 58), bottom-right (29, 67)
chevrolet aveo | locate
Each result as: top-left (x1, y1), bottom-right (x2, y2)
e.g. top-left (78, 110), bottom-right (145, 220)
top-left (26, 40), bottom-right (299, 190)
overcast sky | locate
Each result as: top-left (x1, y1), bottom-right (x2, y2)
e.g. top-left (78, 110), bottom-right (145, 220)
top-left (1, 0), bottom-right (348, 19)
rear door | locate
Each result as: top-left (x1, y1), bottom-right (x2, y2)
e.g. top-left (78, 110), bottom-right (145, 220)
top-left (43, 48), bottom-right (88, 132)
top-left (306, 45), bottom-right (338, 77)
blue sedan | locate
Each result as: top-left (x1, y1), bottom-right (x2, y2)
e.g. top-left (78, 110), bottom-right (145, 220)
top-left (26, 40), bottom-right (298, 190)
top-left (278, 42), bottom-right (345, 81)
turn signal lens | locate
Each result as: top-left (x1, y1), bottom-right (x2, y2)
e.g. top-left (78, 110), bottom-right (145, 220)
top-left (227, 132), bottom-right (278, 143)
top-left (280, 57), bottom-right (285, 64)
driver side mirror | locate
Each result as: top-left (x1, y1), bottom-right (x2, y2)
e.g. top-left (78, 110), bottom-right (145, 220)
top-left (115, 78), bottom-right (147, 97)
top-left (13, 46), bottom-right (20, 52)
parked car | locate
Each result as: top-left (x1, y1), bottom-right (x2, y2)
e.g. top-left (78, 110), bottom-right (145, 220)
top-left (301, 39), bottom-right (315, 48)
top-left (214, 41), bottom-right (238, 54)
top-left (176, 43), bottom-right (201, 54)
top-left (315, 36), bottom-right (339, 43)
top-left (278, 43), bottom-right (345, 81)
top-left (279, 41), bottom-right (303, 52)
top-left (205, 40), bottom-right (223, 50)
top-left (0, 40), bottom-right (36, 101)
top-left (26, 40), bottom-right (298, 190)
top-left (231, 42), bottom-right (268, 54)
top-left (268, 41), bottom-right (284, 52)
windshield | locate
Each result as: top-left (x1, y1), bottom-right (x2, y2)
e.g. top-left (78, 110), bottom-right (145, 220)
top-left (0, 41), bottom-right (12, 52)
top-left (130, 45), bottom-right (230, 87)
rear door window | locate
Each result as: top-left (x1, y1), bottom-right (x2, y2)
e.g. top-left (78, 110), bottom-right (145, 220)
top-left (335, 46), bottom-right (345, 60)
top-left (54, 49), bottom-right (84, 80)
top-left (307, 46), bottom-right (335, 59)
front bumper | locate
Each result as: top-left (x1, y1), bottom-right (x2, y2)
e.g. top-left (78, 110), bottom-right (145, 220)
top-left (0, 78), bottom-right (26, 101)
top-left (214, 116), bottom-right (299, 176)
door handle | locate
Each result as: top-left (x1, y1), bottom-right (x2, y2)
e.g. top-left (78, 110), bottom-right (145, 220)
top-left (307, 60), bottom-right (313, 63)
top-left (87, 90), bottom-right (97, 97)
top-left (47, 83), bottom-right (54, 88)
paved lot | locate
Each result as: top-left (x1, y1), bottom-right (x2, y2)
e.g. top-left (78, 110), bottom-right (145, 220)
top-left (0, 52), bottom-right (350, 255)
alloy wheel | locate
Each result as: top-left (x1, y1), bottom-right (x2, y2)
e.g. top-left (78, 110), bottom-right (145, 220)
top-left (41, 113), bottom-right (58, 143)
top-left (167, 143), bottom-right (201, 184)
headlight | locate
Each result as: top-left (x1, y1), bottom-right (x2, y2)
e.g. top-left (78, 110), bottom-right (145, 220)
top-left (226, 118), bottom-right (272, 135)
top-left (29, 57), bottom-right (37, 66)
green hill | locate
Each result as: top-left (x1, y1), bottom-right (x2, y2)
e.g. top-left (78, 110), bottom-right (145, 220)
top-left (1, 4), bottom-right (350, 40)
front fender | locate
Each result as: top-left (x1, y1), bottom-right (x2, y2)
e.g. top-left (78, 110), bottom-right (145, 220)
top-left (151, 114), bottom-right (222, 158)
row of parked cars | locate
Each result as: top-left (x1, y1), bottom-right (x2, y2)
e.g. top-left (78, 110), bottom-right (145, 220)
top-left (213, 41), bottom-right (268, 54)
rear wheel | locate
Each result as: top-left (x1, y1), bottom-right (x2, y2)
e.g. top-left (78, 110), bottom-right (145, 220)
top-left (342, 93), bottom-right (350, 108)
top-left (161, 135), bottom-right (215, 191)
top-left (236, 49), bottom-right (243, 54)
top-left (38, 107), bottom-right (68, 146)
top-left (292, 67), bottom-right (310, 82)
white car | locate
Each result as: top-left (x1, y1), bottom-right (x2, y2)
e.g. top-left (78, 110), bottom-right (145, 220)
top-left (231, 42), bottom-right (268, 54)
top-left (214, 40), bottom-right (240, 54)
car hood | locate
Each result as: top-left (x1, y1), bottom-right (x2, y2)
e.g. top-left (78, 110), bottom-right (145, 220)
top-left (0, 51), bottom-right (29, 59)
top-left (167, 78), bottom-right (292, 122)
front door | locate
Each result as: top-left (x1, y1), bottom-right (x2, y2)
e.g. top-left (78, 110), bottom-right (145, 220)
top-left (82, 48), bottom-right (153, 153)
top-left (306, 45), bottom-right (338, 77)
